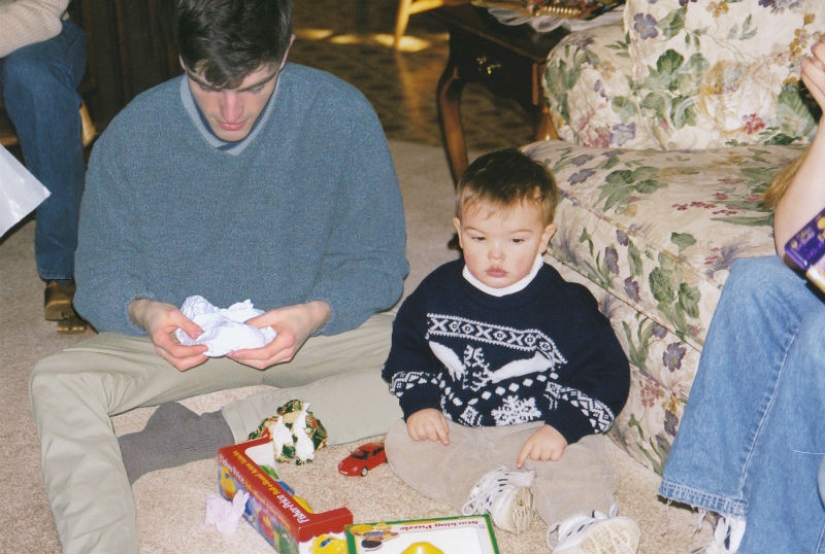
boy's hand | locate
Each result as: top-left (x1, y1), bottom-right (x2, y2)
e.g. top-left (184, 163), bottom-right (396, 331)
top-left (516, 424), bottom-right (568, 468)
top-left (406, 408), bottom-right (450, 445)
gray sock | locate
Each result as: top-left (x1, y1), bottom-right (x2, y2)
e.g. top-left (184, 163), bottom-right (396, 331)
top-left (118, 402), bottom-right (234, 484)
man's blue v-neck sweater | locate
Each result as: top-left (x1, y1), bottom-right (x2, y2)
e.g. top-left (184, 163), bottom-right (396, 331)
top-left (74, 63), bottom-right (409, 336)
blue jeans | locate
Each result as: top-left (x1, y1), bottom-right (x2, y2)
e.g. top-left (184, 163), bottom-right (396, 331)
top-left (659, 255), bottom-right (825, 553)
top-left (0, 21), bottom-right (87, 281)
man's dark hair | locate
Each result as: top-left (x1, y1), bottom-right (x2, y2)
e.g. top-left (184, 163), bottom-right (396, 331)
top-left (175, 0), bottom-right (293, 89)
top-left (456, 148), bottom-right (559, 225)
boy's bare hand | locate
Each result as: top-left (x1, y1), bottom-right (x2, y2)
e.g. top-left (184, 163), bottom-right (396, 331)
top-left (516, 424), bottom-right (568, 468)
top-left (406, 408), bottom-right (450, 445)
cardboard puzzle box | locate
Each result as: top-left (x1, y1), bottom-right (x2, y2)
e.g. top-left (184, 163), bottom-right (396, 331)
top-left (217, 437), bottom-right (353, 554)
top-left (346, 515), bottom-right (500, 554)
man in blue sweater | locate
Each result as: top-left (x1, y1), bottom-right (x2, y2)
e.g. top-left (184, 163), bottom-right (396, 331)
top-left (28, 1), bottom-right (408, 552)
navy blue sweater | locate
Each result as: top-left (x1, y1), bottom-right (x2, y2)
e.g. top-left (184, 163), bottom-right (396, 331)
top-left (382, 260), bottom-right (629, 445)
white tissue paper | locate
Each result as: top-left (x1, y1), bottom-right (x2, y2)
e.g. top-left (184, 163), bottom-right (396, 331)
top-left (203, 489), bottom-right (249, 534)
top-left (175, 295), bottom-right (277, 357)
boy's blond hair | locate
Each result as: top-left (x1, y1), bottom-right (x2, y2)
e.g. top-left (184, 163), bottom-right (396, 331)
top-left (455, 148), bottom-right (558, 224)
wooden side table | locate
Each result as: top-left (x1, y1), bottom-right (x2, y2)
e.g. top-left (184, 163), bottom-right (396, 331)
top-left (432, 4), bottom-right (568, 184)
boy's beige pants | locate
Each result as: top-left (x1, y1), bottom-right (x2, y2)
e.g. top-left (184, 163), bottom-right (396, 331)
top-left (385, 418), bottom-right (620, 531)
top-left (29, 313), bottom-right (400, 554)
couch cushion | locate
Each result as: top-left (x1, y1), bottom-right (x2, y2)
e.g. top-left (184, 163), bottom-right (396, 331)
top-left (544, 0), bottom-right (822, 150)
top-left (624, 0), bottom-right (822, 149)
top-left (527, 140), bottom-right (804, 352)
top-left (525, 140), bottom-right (805, 473)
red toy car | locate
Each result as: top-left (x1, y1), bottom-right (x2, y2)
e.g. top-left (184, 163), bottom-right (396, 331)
top-left (337, 442), bottom-right (387, 477)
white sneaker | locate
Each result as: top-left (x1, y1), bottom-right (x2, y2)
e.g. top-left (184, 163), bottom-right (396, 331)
top-left (461, 466), bottom-right (535, 534)
top-left (691, 515), bottom-right (745, 554)
top-left (553, 508), bottom-right (640, 554)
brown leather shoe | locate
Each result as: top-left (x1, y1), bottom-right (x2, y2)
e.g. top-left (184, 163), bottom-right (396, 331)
top-left (44, 281), bottom-right (89, 334)
top-left (44, 280), bottom-right (77, 321)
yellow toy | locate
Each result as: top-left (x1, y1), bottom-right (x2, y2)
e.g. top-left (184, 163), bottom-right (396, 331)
top-left (402, 542), bottom-right (445, 554)
top-left (311, 534), bottom-right (348, 554)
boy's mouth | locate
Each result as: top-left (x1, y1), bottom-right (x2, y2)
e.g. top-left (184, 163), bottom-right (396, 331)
top-left (487, 267), bottom-right (507, 278)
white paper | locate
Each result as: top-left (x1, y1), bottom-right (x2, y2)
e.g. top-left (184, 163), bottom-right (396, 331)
top-left (0, 145), bottom-right (50, 239)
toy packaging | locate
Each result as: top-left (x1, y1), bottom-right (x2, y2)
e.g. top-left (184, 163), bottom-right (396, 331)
top-left (217, 437), bottom-right (352, 554)
top-left (785, 206), bottom-right (825, 293)
top-left (345, 515), bottom-right (500, 554)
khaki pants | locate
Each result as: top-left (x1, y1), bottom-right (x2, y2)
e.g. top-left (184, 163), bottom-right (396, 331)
top-left (29, 313), bottom-right (400, 554)
top-left (385, 418), bottom-right (620, 530)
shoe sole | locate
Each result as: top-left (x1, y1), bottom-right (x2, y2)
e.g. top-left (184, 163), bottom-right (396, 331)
top-left (494, 486), bottom-right (534, 534)
top-left (575, 519), bottom-right (641, 554)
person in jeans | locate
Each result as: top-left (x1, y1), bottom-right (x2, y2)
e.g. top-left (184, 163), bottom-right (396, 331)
top-left (1, 0), bottom-right (88, 332)
top-left (658, 35), bottom-right (825, 554)
top-left (383, 148), bottom-right (640, 553)
top-left (29, 0), bottom-right (408, 552)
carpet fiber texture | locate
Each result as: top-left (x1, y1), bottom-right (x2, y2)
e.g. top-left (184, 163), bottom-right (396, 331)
top-left (0, 140), bottom-right (710, 553)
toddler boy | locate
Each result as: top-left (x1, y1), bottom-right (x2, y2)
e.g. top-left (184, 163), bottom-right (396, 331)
top-left (382, 148), bottom-right (640, 553)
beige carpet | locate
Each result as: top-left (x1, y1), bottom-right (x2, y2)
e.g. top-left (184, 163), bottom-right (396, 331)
top-left (0, 140), bottom-right (710, 553)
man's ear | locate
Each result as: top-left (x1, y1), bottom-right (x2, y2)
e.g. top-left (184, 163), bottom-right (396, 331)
top-left (279, 34), bottom-right (296, 70)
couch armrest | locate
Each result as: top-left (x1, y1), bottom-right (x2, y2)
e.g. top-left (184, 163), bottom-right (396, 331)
top-left (544, 23), bottom-right (662, 149)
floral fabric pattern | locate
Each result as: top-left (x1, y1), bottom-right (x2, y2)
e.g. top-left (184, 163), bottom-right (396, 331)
top-left (526, 139), bottom-right (806, 473)
top-left (544, 0), bottom-right (823, 150)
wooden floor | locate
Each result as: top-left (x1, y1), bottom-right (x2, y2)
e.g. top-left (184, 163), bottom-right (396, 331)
top-left (290, 0), bottom-right (538, 155)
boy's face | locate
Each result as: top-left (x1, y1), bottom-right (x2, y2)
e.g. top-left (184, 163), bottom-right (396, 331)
top-left (453, 200), bottom-right (556, 289)
top-left (183, 38), bottom-right (293, 142)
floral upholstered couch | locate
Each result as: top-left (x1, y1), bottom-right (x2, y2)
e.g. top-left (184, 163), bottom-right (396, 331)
top-left (524, 0), bottom-right (823, 475)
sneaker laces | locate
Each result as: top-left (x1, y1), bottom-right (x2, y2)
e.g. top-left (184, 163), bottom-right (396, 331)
top-left (462, 466), bottom-right (534, 514)
top-left (556, 506), bottom-right (617, 544)
top-left (688, 514), bottom-right (746, 554)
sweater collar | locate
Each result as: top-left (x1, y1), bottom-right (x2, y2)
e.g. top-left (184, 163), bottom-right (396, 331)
top-left (462, 254), bottom-right (544, 297)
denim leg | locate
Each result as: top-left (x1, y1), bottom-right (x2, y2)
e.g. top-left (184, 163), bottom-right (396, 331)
top-left (659, 255), bottom-right (825, 553)
top-left (0, 21), bottom-right (87, 280)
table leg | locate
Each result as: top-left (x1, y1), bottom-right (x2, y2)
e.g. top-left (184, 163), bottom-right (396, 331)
top-left (534, 107), bottom-right (559, 142)
top-left (436, 60), bottom-right (468, 186)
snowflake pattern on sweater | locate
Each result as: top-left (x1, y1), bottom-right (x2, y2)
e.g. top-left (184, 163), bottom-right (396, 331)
top-left (383, 260), bottom-right (630, 444)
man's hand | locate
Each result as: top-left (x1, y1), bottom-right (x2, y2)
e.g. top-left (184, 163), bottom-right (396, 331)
top-left (406, 408), bottom-right (450, 445)
top-left (227, 300), bottom-right (331, 370)
top-left (128, 298), bottom-right (209, 371)
top-left (516, 424), bottom-right (568, 468)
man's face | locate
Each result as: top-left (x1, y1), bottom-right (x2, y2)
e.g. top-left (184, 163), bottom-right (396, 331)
top-left (185, 62), bottom-right (282, 142)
